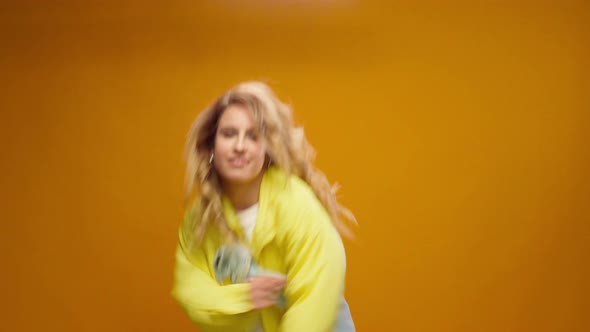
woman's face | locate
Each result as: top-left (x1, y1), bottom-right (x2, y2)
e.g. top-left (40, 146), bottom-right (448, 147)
top-left (213, 104), bottom-right (266, 186)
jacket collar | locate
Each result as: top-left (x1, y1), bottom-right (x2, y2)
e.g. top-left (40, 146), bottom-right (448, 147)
top-left (221, 167), bottom-right (288, 259)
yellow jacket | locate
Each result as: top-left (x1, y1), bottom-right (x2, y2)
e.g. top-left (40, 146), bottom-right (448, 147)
top-left (172, 167), bottom-right (349, 332)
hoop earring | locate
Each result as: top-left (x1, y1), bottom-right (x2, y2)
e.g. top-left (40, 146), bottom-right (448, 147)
top-left (209, 153), bottom-right (214, 165)
top-left (267, 158), bottom-right (272, 169)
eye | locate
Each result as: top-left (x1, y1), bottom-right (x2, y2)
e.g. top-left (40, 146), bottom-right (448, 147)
top-left (219, 128), bottom-right (236, 137)
top-left (246, 130), bottom-right (259, 141)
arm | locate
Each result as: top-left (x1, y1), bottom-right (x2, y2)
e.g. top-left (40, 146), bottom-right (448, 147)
top-left (278, 190), bottom-right (346, 332)
top-left (171, 229), bottom-right (254, 328)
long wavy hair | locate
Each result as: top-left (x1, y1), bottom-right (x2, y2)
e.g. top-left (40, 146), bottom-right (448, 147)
top-left (183, 81), bottom-right (356, 247)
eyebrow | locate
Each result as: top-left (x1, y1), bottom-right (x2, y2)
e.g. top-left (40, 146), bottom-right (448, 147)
top-left (217, 125), bottom-right (258, 131)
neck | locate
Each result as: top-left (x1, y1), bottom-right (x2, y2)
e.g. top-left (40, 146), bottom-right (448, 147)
top-left (222, 173), bottom-right (264, 211)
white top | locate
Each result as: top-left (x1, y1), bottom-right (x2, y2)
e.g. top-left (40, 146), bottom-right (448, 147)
top-left (236, 202), bottom-right (259, 242)
top-left (236, 203), bottom-right (262, 332)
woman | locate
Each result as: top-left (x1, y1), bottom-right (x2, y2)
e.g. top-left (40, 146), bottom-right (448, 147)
top-left (172, 81), bottom-right (356, 332)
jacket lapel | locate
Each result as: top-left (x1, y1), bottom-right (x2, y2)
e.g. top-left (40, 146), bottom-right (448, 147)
top-left (221, 196), bottom-right (244, 240)
top-left (221, 167), bottom-right (286, 259)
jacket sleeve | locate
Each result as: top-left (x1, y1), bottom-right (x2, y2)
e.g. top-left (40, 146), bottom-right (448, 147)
top-left (171, 228), bottom-right (255, 329)
top-left (277, 188), bottom-right (346, 332)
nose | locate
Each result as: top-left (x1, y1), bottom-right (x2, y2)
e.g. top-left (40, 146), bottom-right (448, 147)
top-left (234, 135), bottom-right (245, 152)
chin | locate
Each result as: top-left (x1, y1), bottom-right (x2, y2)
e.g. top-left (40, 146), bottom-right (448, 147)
top-left (221, 169), bottom-right (260, 184)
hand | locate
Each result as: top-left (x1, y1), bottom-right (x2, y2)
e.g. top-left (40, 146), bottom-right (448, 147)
top-left (247, 275), bottom-right (287, 310)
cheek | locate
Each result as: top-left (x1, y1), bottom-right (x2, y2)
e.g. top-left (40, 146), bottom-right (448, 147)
top-left (213, 138), bottom-right (230, 154)
top-left (254, 143), bottom-right (267, 161)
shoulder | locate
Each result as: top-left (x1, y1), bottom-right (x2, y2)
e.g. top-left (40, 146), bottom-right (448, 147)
top-left (178, 202), bottom-right (223, 256)
top-left (265, 167), bottom-right (321, 210)
top-left (264, 168), bottom-right (332, 232)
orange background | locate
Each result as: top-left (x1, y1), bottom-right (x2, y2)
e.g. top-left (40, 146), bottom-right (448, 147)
top-left (1, 1), bottom-right (588, 331)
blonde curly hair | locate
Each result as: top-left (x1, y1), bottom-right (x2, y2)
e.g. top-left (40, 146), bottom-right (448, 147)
top-left (183, 81), bottom-right (356, 246)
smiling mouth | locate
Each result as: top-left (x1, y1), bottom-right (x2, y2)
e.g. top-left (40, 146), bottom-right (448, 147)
top-left (229, 159), bottom-right (248, 167)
